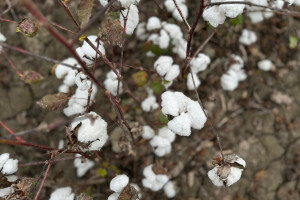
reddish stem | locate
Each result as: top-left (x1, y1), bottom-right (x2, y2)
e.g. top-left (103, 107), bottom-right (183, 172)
top-left (0, 121), bottom-right (25, 142)
top-left (0, 17), bottom-right (18, 24)
top-left (34, 152), bottom-right (55, 200)
top-left (3, 53), bottom-right (23, 77)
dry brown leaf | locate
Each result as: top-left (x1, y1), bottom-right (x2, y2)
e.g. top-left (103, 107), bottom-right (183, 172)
top-left (254, 170), bottom-right (266, 182)
top-left (271, 91), bottom-right (293, 105)
top-left (37, 93), bottom-right (69, 111)
top-left (100, 13), bottom-right (123, 47)
top-left (77, 0), bottom-right (94, 28)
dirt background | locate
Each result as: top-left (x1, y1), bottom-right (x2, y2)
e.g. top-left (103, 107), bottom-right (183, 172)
top-left (0, 0), bottom-right (300, 200)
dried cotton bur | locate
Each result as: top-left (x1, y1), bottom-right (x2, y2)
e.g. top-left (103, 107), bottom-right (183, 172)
top-left (208, 154), bottom-right (246, 187)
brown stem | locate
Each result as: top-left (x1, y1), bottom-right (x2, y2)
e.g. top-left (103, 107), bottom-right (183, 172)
top-left (172, 0), bottom-right (191, 31)
top-left (0, 16), bottom-right (18, 23)
top-left (58, 0), bottom-right (81, 30)
top-left (3, 53), bottom-right (23, 77)
top-left (151, 0), bottom-right (169, 22)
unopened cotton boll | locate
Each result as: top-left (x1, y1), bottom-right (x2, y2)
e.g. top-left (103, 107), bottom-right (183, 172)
top-left (74, 154), bottom-right (95, 178)
top-left (163, 181), bottom-right (176, 198)
top-left (49, 187), bottom-right (75, 200)
top-left (203, 6), bottom-right (226, 27)
top-left (141, 96), bottom-right (159, 112)
top-left (187, 72), bottom-right (201, 90)
top-left (220, 69), bottom-right (239, 91)
top-left (257, 59), bottom-right (273, 71)
top-left (146, 16), bottom-right (161, 31)
top-left (110, 174), bottom-right (129, 193)
top-left (239, 29), bottom-right (257, 45)
top-left (120, 5), bottom-right (139, 35)
top-left (219, 0), bottom-right (245, 18)
top-left (142, 125), bottom-right (155, 140)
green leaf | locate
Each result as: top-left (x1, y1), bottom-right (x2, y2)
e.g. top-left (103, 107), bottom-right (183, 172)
top-left (150, 45), bottom-right (170, 56)
top-left (289, 35), bottom-right (299, 49)
top-left (159, 110), bottom-right (169, 124)
top-left (230, 15), bottom-right (243, 26)
top-left (97, 168), bottom-right (107, 178)
top-left (150, 78), bottom-right (165, 94)
top-left (132, 71), bottom-right (148, 87)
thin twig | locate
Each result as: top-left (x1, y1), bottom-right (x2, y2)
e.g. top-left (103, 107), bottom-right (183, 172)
top-left (0, 16), bottom-right (18, 24)
top-left (0, 121), bottom-right (25, 142)
top-left (57, 0), bottom-right (81, 30)
top-left (0, 0), bottom-right (12, 16)
top-left (172, 0), bottom-right (191, 31)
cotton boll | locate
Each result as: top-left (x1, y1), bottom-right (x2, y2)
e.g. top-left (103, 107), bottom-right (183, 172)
top-left (203, 6), bottom-right (226, 27)
top-left (150, 136), bottom-right (171, 148)
top-left (187, 72), bottom-right (201, 90)
top-left (75, 72), bottom-right (90, 90)
top-left (172, 4), bottom-right (188, 21)
top-left (163, 80), bottom-right (173, 89)
top-left (0, 32), bottom-right (7, 52)
top-left (163, 23), bottom-right (183, 40)
top-left (99, 0), bottom-right (108, 6)
top-left (172, 38), bottom-right (187, 59)
top-left (146, 16), bottom-right (161, 31)
top-left (55, 58), bottom-right (78, 79)
top-left (245, 0), bottom-right (268, 23)
top-left (168, 113), bottom-right (192, 136)
top-left (159, 29), bottom-right (170, 49)
top-left (82, 36), bottom-right (106, 58)
top-left (152, 175), bottom-right (169, 191)
top-left (2, 159), bottom-right (18, 175)
top-left (158, 127), bottom-right (176, 143)
top-left (208, 167), bottom-right (224, 187)
top-left (154, 144), bottom-right (172, 157)
top-left (110, 174), bottom-right (129, 193)
top-left (257, 59), bottom-right (273, 71)
top-left (49, 187), bottom-right (75, 200)
top-left (58, 84), bottom-right (69, 93)
top-left (130, 183), bottom-right (142, 199)
top-left (141, 96), bottom-right (159, 112)
top-left (164, 0), bottom-right (176, 12)
top-left (220, 69), bottom-right (239, 91)
top-left (76, 47), bottom-right (93, 65)
top-left (120, 5), bottom-right (139, 35)
top-left (190, 53), bottom-right (211, 73)
top-left (63, 70), bottom-right (77, 87)
top-left (0, 187), bottom-right (12, 198)
top-left (143, 165), bottom-right (156, 181)
top-left (136, 22), bottom-right (148, 41)
top-left (186, 100), bottom-right (207, 129)
top-left (154, 56), bottom-right (173, 76)
top-left (163, 181), bottom-right (176, 198)
top-left (219, 0), bottom-right (245, 18)
top-left (226, 167), bottom-right (243, 186)
top-left (142, 125), bottom-right (155, 140)
top-left (273, 0), bottom-right (284, 9)
top-left (63, 103), bottom-right (85, 117)
top-left (104, 78), bottom-right (123, 96)
top-left (142, 164), bottom-right (169, 191)
top-left (119, 0), bottom-right (137, 8)
top-left (107, 192), bottom-right (120, 200)
top-left (236, 157), bottom-right (246, 168)
top-left (148, 33), bottom-right (160, 46)
top-left (232, 68), bottom-right (247, 81)
top-left (239, 29), bottom-right (257, 45)
top-left (74, 154), bottom-right (95, 178)
top-left (161, 91), bottom-right (188, 117)
top-left (0, 153), bottom-right (9, 169)
top-left (165, 64), bottom-right (180, 81)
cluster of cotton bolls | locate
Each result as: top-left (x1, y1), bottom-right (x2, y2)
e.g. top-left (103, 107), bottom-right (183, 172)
top-left (99, 0), bottom-right (140, 35)
top-left (142, 164), bottom-right (176, 198)
top-left (153, 56), bottom-right (180, 88)
top-left (136, 17), bottom-right (187, 59)
top-left (142, 126), bottom-right (176, 157)
top-left (220, 54), bottom-right (247, 91)
top-left (141, 88), bottom-right (159, 112)
top-left (69, 111), bottom-right (108, 151)
top-left (161, 91), bottom-right (207, 136)
top-left (108, 174), bottom-right (142, 200)
top-left (187, 53), bottom-right (211, 90)
top-left (49, 187), bottom-right (75, 200)
top-left (0, 153), bottom-right (18, 198)
top-left (208, 154), bottom-right (246, 187)
top-left (239, 29), bottom-right (257, 46)
top-left (0, 32), bottom-right (6, 52)
top-left (73, 154), bottom-right (95, 178)
top-left (104, 70), bottom-right (123, 96)
top-left (164, 0), bottom-right (188, 21)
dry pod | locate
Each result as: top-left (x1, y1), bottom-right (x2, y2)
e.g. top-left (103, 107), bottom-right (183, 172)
top-left (37, 93), bottom-right (69, 111)
top-left (16, 18), bottom-right (39, 37)
top-left (21, 70), bottom-right (44, 84)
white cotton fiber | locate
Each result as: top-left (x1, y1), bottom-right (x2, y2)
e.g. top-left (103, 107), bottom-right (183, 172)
top-left (120, 5), bottom-right (139, 35)
top-left (187, 73), bottom-right (201, 90)
top-left (168, 113), bottom-right (192, 136)
top-left (49, 187), bottom-right (75, 200)
top-left (74, 154), bottom-right (95, 178)
top-left (239, 29), bottom-right (257, 46)
top-left (0, 153), bottom-right (9, 169)
top-left (141, 96), bottom-right (159, 112)
top-left (110, 174), bottom-right (129, 193)
top-left (203, 6), bottom-right (226, 27)
top-left (163, 181), bottom-right (176, 198)
top-left (146, 16), bottom-right (161, 31)
top-left (2, 159), bottom-right (18, 175)
top-left (142, 125), bottom-right (155, 140)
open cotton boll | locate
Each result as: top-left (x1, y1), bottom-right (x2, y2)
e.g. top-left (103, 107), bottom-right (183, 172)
top-left (231, 68), bottom-right (247, 81)
top-left (104, 78), bottom-right (123, 96)
top-left (172, 38), bottom-right (187, 59)
top-left (1, 159), bottom-right (18, 175)
top-left (151, 176), bottom-right (169, 191)
top-left (0, 187), bottom-right (12, 198)
top-left (168, 112), bottom-right (192, 136)
top-left (58, 84), bottom-right (69, 93)
top-left (154, 56), bottom-right (173, 76)
top-left (190, 53), bottom-right (211, 73)
top-left (142, 165), bottom-right (169, 191)
top-left (154, 144), bottom-right (172, 157)
top-left (0, 153), bottom-right (9, 169)
top-left (219, 0), bottom-right (245, 18)
top-left (150, 136), bottom-right (171, 148)
top-left (70, 112), bottom-right (108, 151)
top-left (75, 72), bottom-right (92, 91)
top-left (257, 59), bottom-right (273, 71)
top-left (239, 29), bottom-right (257, 45)
top-left (245, 0), bottom-right (268, 23)
top-left (63, 103), bottom-right (85, 117)
top-left (119, 5), bottom-right (139, 35)
top-left (143, 165), bottom-right (156, 182)
top-left (74, 154), bottom-right (95, 178)
top-left (55, 58), bottom-right (79, 79)
top-left (136, 22), bottom-right (148, 41)
top-left (110, 174), bottom-right (129, 193)
top-left (146, 16), bottom-right (161, 31)
top-left (141, 96), bottom-right (159, 112)
top-left (208, 167), bottom-right (224, 187)
top-left (161, 91), bottom-right (189, 117)
top-left (148, 33), bottom-right (160, 46)
top-left (186, 100), bottom-right (207, 129)
top-left (164, 0), bottom-right (176, 12)
top-left (107, 193), bottom-right (120, 200)
top-left (187, 72), bottom-right (201, 90)
top-left (203, 6), bottom-right (226, 27)
top-left (49, 187), bottom-right (75, 200)
top-left (164, 64), bottom-right (180, 81)
top-left (172, 4), bottom-right (188, 21)
top-left (159, 29), bottom-right (170, 49)
top-left (158, 127), bottom-right (176, 143)
top-left (220, 69), bottom-right (239, 91)
top-left (163, 23), bottom-right (183, 40)
top-left (130, 183), bottom-right (142, 199)
top-left (63, 69), bottom-right (77, 87)
top-left (142, 125), bottom-right (155, 140)
top-left (81, 36), bottom-right (105, 60)
top-left (163, 181), bottom-right (176, 198)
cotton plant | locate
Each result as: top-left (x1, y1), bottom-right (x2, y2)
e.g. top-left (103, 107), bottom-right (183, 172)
top-left (257, 59), bottom-right (274, 71)
top-left (73, 154), bottom-right (95, 178)
top-left (108, 174), bottom-right (142, 200)
top-left (164, 0), bottom-right (188, 22)
top-left (187, 53), bottom-right (211, 90)
top-left (0, 153), bottom-right (18, 198)
top-left (0, 32), bottom-right (7, 53)
top-left (220, 54), bottom-right (247, 91)
top-left (208, 154), bottom-right (246, 187)
top-left (153, 56), bottom-right (180, 89)
top-left (149, 127), bottom-right (176, 157)
top-left (161, 91), bottom-right (207, 136)
top-left (239, 29), bottom-right (257, 46)
top-left (68, 111), bottom-right (108, 151)
top-left (104, 70), bottom-right (123, 96)
top-left (142, 164), bottom-right (176, 198)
